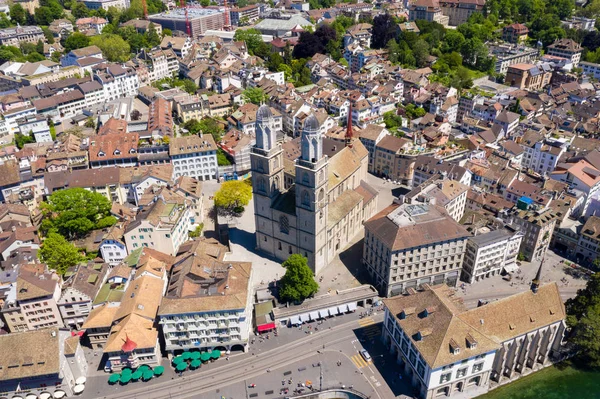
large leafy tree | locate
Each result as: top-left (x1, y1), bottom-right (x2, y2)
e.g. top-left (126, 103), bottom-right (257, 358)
top-left (243, 87), bottom-right (268, 105)
top-left (278, 255), bottom-right (319, 303)
top-left (41, 188), bottom-right (116, 238)
top-left (214, 180), bottom-right (252, 211)
top-left (566, 273), bottom-right (600, 368)
top-left (199, 118), bottom-right (224, 142)
top-left (39, 232), bottom-right (85, 276)
top-left (371, 13), bottom-right (397, 49)
top-left (90, 34), bottom-right (130, 62)
top-left (9, 4), bottom-right (26, 25)
top-left (65, 33), bottom-right (91, 52)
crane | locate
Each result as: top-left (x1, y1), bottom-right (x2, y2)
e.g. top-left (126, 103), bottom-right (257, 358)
top-left (180, 0), bottom-right (191, 37)
top-left (142, 0), bottom-right (148, 19)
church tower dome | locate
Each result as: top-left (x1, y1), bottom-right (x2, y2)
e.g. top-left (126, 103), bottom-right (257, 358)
top-left (301, 114), bottom-right (322, 163)
top-left (256, 104), bottom-right (276, 151)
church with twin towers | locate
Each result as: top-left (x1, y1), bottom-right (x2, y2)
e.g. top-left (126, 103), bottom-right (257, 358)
top-left (250, 104), bottom-right (379, 274)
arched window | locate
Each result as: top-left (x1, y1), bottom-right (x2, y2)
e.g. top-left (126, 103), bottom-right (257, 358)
top-left (302, 172), bottom-right (310, 185)
top-left (280, 216), bottom-right (289, 234)
top-left (257, 160), bottom-right (264, 172)
top-left (302, 190), bottom-right (310, 206)
top-left (274, 157), bottom-right (279, 169)
top-left (319, 169), bottom-right (325, 182)
top-left (318, 189), bottom-right (324, 203)
top-left (274, 176), bottom-right (280, 191)
top-left (257, 177), bottom-right (265, 193)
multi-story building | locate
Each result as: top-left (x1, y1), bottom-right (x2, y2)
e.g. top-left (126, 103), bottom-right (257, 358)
top-left (124, 194), bottom-right (191, 256)
top-left (547, 38), bottom-right (582, 67)
top-left (502, 24), bottom-right (529, 44)
top-left (57, 261), bottom-right (108, 329)
top-left (94, 64), bottom-right (139, 101)
top-left (382, 280), bottom-right (566, 399)
top-left (160, 35), bottom-right (192, 59)
top-left (229, 4), bottom-right (260, 26)
top-left (409, 0), bottom-right (449, 26)
top-left (343, 23), bottom-right (372, 49)
top-left (158, 238), bottom-right (253, 354)
top-left (251, 106), bottom-right (378, 274)
top-left (88, 133), bottom-right (139, 169)
top-left (580, 61), bottom-right (600, 79)
top-left (83, 0), bottom-right (129, 10)
top-left (505, 63), bottom-right (552, 91)
top-left (489, 44), bottom-right (538, 75)
top-left (147, 97), bottom-right (173, 138)
top-left (99, 224), bottom-right (128, 265)
top-left (520, 139), bottom-right (565, 176)
top-left (460, 228), bottom-right (523, 284)
top-left (219, 130), bottom-right (255, 172)
top-left (405, 178), bottom-right (469, 222)
top-left (413, 156), bottom-right (472, 188)
top-left (169, 134), bottom-right (218, 181)
top-left (17, 115), bottom-right (52, 143)
top-left (61, 45), bottom-right (103, 67)
top-left (551, 159), bottom-right (600, 216)
top-left (0, 26), bottom-right (45, 47)
top-left (358, 124), bottom-right (389, 174)
top-left (374, 136), bottom-right (419, 185)
top-left (137, 48), bottom-right (178, 83)
top-left (507, 206), bottom-right (557, 261)
top-left (561, 16), bottom-right (596, 31)
top-left (0, 268), bottom-right (63, 332)
top-left (363, 202), bottom-right (470, 297)
top-left (149, 8), bottom-right (225, 39)
top-left (575, 216), bottom-right (600, 264)
top-left (439, 0), bottom-right (485, 26)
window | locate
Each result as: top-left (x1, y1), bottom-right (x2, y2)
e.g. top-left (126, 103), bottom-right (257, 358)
top-left (456, 367), bottom-right (467, 378)
top-left (302, 190), bottom-right (310, 206)
top-left (440, 372), bottom-right (451, 384)
top-left (472, 362), bottom-right (484, 373)
top-left (302, 172), bottom-right (309, 184)
top-left (279, 216), bottom-right (290, 234)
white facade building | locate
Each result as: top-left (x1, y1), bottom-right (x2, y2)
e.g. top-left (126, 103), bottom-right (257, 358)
top-left (169, 135), bottom-right (218, 181)
top-left (18, 115), bottom-right (52, 143)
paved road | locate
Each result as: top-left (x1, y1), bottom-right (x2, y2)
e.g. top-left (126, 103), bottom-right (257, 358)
top-left (94, 314), bottom-right (393, 399)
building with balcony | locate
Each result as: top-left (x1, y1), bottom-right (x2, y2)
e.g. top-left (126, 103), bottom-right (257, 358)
top-left (547, 38), bottom-right (582, 67)
top-left (158, 238), bottom-right (253, 354)
top-left (460, 228), bottom-right (523, 284)
top-left (363, 202), bottom-right (470, 297)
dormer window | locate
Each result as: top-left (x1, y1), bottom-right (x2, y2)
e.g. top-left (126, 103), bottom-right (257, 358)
top-left (98, 151), bottom-right (105, 157)
top-left (449, 339), bottom-right (460, 355)
top-left (129, 148), bottom-right (136, 154)
top-left (114, 149), bottom-right (121, 155)
top-left (466, 333), bottom-right (477, 349)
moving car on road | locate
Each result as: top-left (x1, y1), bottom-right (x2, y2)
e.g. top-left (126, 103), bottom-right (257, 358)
top-left (359, 349), bottom-right (372, 362)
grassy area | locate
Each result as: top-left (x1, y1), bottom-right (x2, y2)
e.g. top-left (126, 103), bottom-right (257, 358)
top-left (477, 363), bottom-right (599, 399)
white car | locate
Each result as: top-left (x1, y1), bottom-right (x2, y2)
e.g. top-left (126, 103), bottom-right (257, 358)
top-left (359, 349), bottom-right (372, 362)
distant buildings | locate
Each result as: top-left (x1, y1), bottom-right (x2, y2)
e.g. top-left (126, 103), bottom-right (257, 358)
top-left (505, 63), bottom-right (552, 91)
top-left (0, 26), bottom-right (45, 47)
top-left (83, 0), bottom-right (129, 10)
top-left (363, 202), bottom-right (470, 297)
top-left (502, 24), bottom-right (529, 44)
top-left (149, 8), bottom-right (225, 39)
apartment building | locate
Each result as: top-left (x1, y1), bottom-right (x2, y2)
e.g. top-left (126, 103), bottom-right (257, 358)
top-left (94, 64), bottom-right (139, 102)
top-left (61, 45), bottom-right (103, 67)
top-left (551, 159), bottom-right (600, 216)
top-left (502, 23), bottom-right (529, 44)
top-left (363, 202), bottom-right (470, 297)
top-left (413, 156), bottom-right (472, 188)
top-left (439, 0), bottom-right (485, 26)
top-left (409, 0), bottom-right (449, 26)
top-left (89, 133), bottom-right (139, 169)
top-left (547, 38), bottom-right (582, 67)
top-left (461, 228), bottom-right (523, 284)
top-left (147, 97), bottom-right (173, 138)
top-left (138, 48), bottom-right (178, 83)
top-left (229, 4), bottom-right (260, 26)
top-left (0, 26), bottom-right (45, 47)
top-left (405, 178), bottom-right (469, 222)
top-left (373, 136), bottom-right (415, 185)
top-left (382, 282), bottom-right (565, 399)
top-left (577, 216), bottom-right (600, 264)
top-left (83, 0), bottom-right (129, 10)
top-left (57, 261), bottom-right (108, 329)
top-left (169, 134), bottom-right (218, 181)
top-left (521, 139), bottom-right (565, 175)
top-left (505, 63), bottom-right (552, 91)
top-left (17, 115), bottom-right (52, 143)
top-left (1, 268), bottom-right (63, 332)
top-left (160, 36), bottom-right (192, 59)
top-left (159, 238), bottom-right (253, 354)
top-left (508, 206), bottom-right (557, 261)
top-left (581, 61), bottom-right (600, 79)
top-left (99, 225), bottom-right (128, 265)
top-left (124, 194), bottom-right (191, 256)
top-left (219, 130), bottom-right (255, 172)
top-left (489, 44), bottom-right (538, 74)
top-left (358, 124), bottom-right (389, 173)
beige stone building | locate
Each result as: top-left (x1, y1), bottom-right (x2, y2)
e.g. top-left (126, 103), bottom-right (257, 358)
top-left (508, 206), bottom-right (557, 261)
top-left (363, 203), bottom-right (470, 296)
top-left (405, 177), bottom-right (469, 222)
top-left (251, 106), bottom-right (378, 274)
top-left (382, 280), bottom-right (566, 399)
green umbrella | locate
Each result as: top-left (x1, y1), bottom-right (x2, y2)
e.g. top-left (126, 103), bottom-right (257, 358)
top-left (190, 359), bottom-right (201, 369)
top-left (211, 350), bottom-right (221, 359)
top-left (182, 351), bottom-right (192, 360)
top-left (108, 374), bottom-right (120, 384)
top-left (120, 374), bottom-right (132, 384)
top-left (200, 352), bottom-right (210, 362)
top-left (190, 351), bottom-right (201, 360)
top-left (153, 365), bottom-right (165, 376)
top-left (176, 362), bottom-right (187, 372)
top-left (142, 370), bottom-right (154, 381)
top-left (121, 368), bottom-right (133, 376)
top-left (132, 370), bottom-right (143, 380)
top-left (138, 365), bottom-right (150, 372)
top-left (172, 356), bottom-right (184, 365)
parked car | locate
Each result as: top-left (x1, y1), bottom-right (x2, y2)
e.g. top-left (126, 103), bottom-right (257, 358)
top-left (359, 349), bottom-right (372, 362)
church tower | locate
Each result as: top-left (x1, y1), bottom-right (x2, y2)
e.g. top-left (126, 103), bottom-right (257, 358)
top-left (295, 114), bottom-right (328, 274)
top-left (251, 105), bottom-right (284, 256)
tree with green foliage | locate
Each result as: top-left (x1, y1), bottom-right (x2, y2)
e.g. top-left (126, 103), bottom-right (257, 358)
top-left (65, 32), bottom-right (91, 52)
top-left (41, 187), bottom-right (116, 238)
top-left (9, 3), bottom-right (27, 25)
top-left (566, 272), bottom-right (600, 368)
top-left (214, 180), bottom-right (252, 213)
top-left (90, 34), bottom-right (130, 62)
top-left (278, 254), bottom-right (319, 303)
top-left (71, 2), bottom-right (90, 18)
top-left (182, 79), bottom-right (198, 95)
top-left (39, 232), bottom-right (85, 275)
top-left (217, 148), bottom-right (232, 166)
top-left (372, 13), bottom-right (397, 49)
top-left (243, 87), bottom-right (268, 105)
top-left (34, 6), bottom-right (55, 25)
top-left (0, 13), bottom-right (10, 29)
top-left (201, 0), bottom-right (210, 6)
top-left (15, 131), bottom-right (35, 149)
top-left (147, 23), bottom-right (161, 47)
top-left (199, 118), bottom-right (224, 141)
top-left (404, 104), bottom-right (427, 119)
top-left (234, 28), bottom-right (269, 56)
top-left (188, 223), bottom-right (204, 238)
top-left (163, 28), bottom-right (172, 37)
top-left (183, 118), bottom-right (202, 135)
top-left (383, 111), bottom-right (403, 134)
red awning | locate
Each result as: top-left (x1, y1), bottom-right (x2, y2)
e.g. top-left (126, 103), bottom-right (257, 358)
top-left (257, 323), bottom-right (276, 332)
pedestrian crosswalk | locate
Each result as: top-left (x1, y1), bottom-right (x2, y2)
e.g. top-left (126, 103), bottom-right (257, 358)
top-left (362, 324), bottom-right (381, 340)
top-left (358, 317), bottom-right (376, 327)
top-left (351, 354), bottom-right (371, 369)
